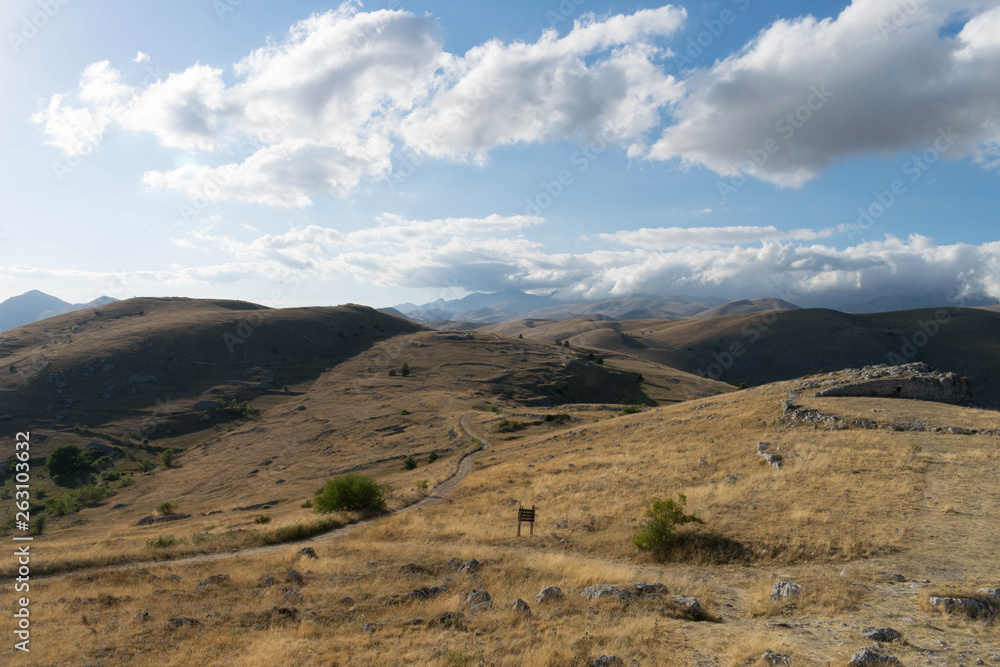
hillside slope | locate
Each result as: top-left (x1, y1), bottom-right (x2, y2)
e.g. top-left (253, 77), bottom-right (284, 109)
top-left (482, 307), bottom-right (1000, 405)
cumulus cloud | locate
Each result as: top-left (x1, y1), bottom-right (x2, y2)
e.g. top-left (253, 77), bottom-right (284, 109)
top-left (134, 51), bottom-right (150, 63)
top-left (31, 3), bottom-right (684, 204)
top-left (28, 1), bottom-right (1000, 204)
top-left (649, 0), bottom-right (1000, 186)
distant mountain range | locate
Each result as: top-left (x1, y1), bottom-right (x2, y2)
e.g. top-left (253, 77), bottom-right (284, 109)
top-left (0, 290), bottom-right (118, 332)
top-left (386, 290), bottom-right (800, 324)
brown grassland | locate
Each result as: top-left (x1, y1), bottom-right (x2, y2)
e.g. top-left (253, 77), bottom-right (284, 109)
top-left (1, 300), bottom-right (999, 665)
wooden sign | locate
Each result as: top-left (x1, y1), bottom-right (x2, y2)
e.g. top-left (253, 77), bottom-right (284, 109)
top-left (517, 504), bottom-right (536, 536)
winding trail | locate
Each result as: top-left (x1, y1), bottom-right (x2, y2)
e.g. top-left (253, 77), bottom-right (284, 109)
top-left (33, 413), bottom-right (489, 582)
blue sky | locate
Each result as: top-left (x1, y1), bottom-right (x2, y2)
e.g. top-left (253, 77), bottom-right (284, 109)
top-left (2, 0), bottom-right (999, 310)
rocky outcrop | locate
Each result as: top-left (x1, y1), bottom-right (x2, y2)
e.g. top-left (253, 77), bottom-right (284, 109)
top-left (815, 363), bottom-right (971, 404)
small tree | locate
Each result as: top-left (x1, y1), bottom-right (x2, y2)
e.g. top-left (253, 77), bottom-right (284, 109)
top-left (161, 449), bottom-right (177, 468)
top-left (314, 473), bottom-right (387, 513)
top-left (400, 363), bottom-right (410, 377)
top-left (46, 445), bottom-right (90, 484)
top-left (631, 494), bottom-right (704, 559)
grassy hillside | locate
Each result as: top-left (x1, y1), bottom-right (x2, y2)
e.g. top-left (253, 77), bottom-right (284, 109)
top-left (481, 307), bottom-right (1000, 405)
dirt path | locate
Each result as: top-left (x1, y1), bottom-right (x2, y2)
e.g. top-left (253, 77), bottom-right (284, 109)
top-left (35, 413), bottom-right (489, 582)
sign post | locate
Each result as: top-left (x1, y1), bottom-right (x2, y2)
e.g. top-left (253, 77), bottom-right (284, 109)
top-left (517, 504), bottom-right (536, 536)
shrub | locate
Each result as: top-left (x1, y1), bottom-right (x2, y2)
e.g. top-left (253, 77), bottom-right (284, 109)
top-left (400, 363), bottom-right (410, 377)
top-left (399, 409), bottom-right (410, 415)
top-left (47, 486), bottom-right (109, 516)
top-left (416, 479), bottom-right (428, 491)
top-left (119, 475), bottom-right (134, 488)
top-left (402, 455), bottom-right (418, 470)
top-left (146, 535), bottom-right (181, 549)
top-left (101, 469), bottom-right (120, 482)
top-left (596, 356), bottom-right (604, 364)
top-left (543, 413), bottom-right (570, 424)
top-left (29, 513), bottom-right (46, 536)
top-left (487, 406), bottom-right (500, 413)
top-left (300, 499), bottom-right (313, 508)
top-left (161, 449), bottom-right (177, 468)
top-left (620, 404), bottom-right (641, 415)
top-left (388, 369), bottom-right (397, 377)
top-left (428, 451), bottom-right (440, 463)
top-left (139, 460), bottom-right (156, 473)
top-left (313, 473), bottom-right (387, 514)
top-left (8, 364), bottom-right (15, 373)
top-left (254, 515), bottom-right (271, 524)
top-left (46, 445), bottom-right (92, 484)
top-left (157, 502), bottom-right (176, 515)
top-left (224, 399), bottom-right (259, 420)
top-left (632, 494), bottom-right (704, 559)
top-left (492, 419), bottom-right (526, 433)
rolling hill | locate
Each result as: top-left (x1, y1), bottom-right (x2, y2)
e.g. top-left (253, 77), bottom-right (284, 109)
top-left (480, 306), bottom-right (1000, 406)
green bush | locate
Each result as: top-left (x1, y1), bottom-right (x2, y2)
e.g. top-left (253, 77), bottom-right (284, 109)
top-left (428, 451), bottom-right (440, 463)
top-left (29, 514), bottom-right (46, 536)
top-left (620, 404), bottom-right (641, 415)
top-left (313, 473), bottom-right (387, 514)
top-left (543, 413), bottom-right (571, 424)
top-left (631, 494), bottom-right (704, 559)
top-left (47, 486), bottom-right (109, 516)
top-left (254, 515), bottom-right (271, 524)
top-left (46, 445), bottom-right (91, 483)
top-left (400, 363), bottom-right (410, 377)
top-left (161, 449), bottom-right (177, 468)
top-left (224, 399), bottom-right (260, 420)
top-left (145, 535), bottom-right (182, 549)
top-left (492, 419), bottom-right (526, 433)
top-left (157, 502), bottom-right (176, 515)
top-left (486, 406), bottom-right (500, 413)
top-left (402, 455), bottom-right (418, 470)
top-left (399, 409), bottom-right (410, 415)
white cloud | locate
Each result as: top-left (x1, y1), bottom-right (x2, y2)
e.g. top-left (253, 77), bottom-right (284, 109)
top-left (31, 3), bottom-right (685, 205)
top-left (648, 0), bottom-right (1000, 186)
top-left (134, 215), bottom-right (998, 309)
top-left (397, 6), bottom-right (686, 162)
top-left (134, 51), bottom-right (150, 63)
top-left (602, 225), bottom-right (838, 249)
top-left (29, 1), bottom-right (1000, 204)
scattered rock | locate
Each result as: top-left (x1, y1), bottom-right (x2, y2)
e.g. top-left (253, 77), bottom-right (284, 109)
top-left (167, 617), bottom-right (198, 628)
top-left (286, 569), bottom-right (303, 585)
top-left (590, 657), bottom-right (622, 667)
top-left (847, 648), bottom-right (899, 665)
top-left (460, 559), bottom-right (482, 573)
top-left (770, 580), bottom-right (803, 602)
top-left (536, 586), bottom-right (563, 604)
top-left (510, 598), bottom-right (531, 615)
top-left (760, 652), bottom-right (792, 665)
top-left (433, 611), bottom-right (465, 628)
top-left (929, 595), bottom-right (995, 618)
top-left (862, 627), bottom-right (902, 642)
top-left (672, 595), bottom-right (703, 616)
top-left (196, 573), bottom-right (230, 590)
top-left (466, 590), bottom-right (491, 607)
top-left (296, 547), bottom-right (317, 559)
top-left (259, 573), bottom-right (275, 587)
top-left (361, 621), bottom-right (385, 634)
top-left (339, 596), bottom-right (354, 606)
top-left (134, 609), bottom-right (150, 622)
top-left (408, 585), bottom-right (449, 600)
top-left (631, 582), bottom-right (668, 597)
top-left (582, 584), bottom-right (632, 602)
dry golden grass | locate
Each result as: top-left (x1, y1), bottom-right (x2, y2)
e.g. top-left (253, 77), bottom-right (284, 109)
top-left (4, 306), bottom-right (1000, 664)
